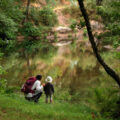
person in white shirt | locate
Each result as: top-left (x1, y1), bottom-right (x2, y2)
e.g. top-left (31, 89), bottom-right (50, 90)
top-left (25, 75), bottom-right (43, 103)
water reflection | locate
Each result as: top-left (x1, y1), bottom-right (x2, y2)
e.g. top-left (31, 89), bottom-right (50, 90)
top-left (2, 40), bottom-right (120, 94)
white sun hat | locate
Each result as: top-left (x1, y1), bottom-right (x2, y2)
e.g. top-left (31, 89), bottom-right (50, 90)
top-left (45, 76), bottom-right (53, 83)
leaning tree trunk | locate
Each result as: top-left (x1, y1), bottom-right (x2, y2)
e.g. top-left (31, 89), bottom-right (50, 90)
top-left (77, 0), bottom-right (120, 87)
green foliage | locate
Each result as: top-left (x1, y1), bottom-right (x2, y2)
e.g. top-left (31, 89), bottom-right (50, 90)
top-left (0, 78), bottom-right (7, 93)
top-left (54, 88), bottom-right (72, 101)
top-left (79, 18), bottom-right (86, 28)
top-left (96, 0), bottom-right (120, 47)
top-left (39, 7), bottom-right (58, 27)
top-left (0, 66), bottom-right (6, 75)
top-left (0, 13), bottom-right (18, 40)
top-left (94, 87), bottom-right (120, 119)
top-left (30, 7), bottom-right (40, 25)
top-left (97, 1), bottom-right (120, 23)
top-left (83, 28), bottom-right (88, 37)
top-left (70, 41), bottom-right (77, 51)
top-left (115, 52), bottom-right (120, 59)
top-left (21, 22), bottom-right (40, 38)
top-left (54, 32), bottom-right (58, 42)
top-left (70, 20), bottom-right (77, 31)
top-left (0, 53), bottom-right (7, 93)
top-left (30, 7), bottom-right (58, 26)
top-left (0, 0), bottom-right (23, 54)
top-left (5, 86), bottom-right (20, 94)
top-left (0, 0), bottom-right (24, 22)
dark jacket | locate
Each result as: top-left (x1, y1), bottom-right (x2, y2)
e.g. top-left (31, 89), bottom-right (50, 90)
top-left (44, 83), bottom-right (54, 95)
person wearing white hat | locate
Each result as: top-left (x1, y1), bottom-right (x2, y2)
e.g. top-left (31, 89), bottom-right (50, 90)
top-left (44, 76), bottom-right (54, 103)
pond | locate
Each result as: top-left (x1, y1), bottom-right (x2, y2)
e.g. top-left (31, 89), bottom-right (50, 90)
top-left (1, 40), bottom-right (120, 98)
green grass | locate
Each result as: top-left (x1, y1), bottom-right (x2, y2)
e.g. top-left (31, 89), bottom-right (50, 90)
top-left (0, 93), bottom-right (111, 120)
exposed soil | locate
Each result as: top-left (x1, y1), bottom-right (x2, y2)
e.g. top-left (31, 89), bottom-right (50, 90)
top-left (54, 6), bottom-right (71, 26)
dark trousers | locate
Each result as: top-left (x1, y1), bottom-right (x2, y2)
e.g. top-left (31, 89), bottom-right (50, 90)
top-left (25, 92), bottom-right (42, 103)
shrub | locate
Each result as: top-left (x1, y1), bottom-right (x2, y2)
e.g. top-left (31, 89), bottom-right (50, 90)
top-left (79, 18), bottom-right (86, 28)
top-left (39, 7), bottom-right (58, 27)
top-left (94, 87), bottom-right (120, 119)
top-left (30, 7), bottom-right (58, 26)
top-left (0, 0), bottom-right (24, 22)
top-left (96, 0), bottom-right (120, 47)
top-left (21, 22), bottom-right (40, 38)
top-left (83, 28), bottom-right (88, 37)
top-left (70, 20), bottom-right (77, 31)
top-left (0, 13), bottom-right (18, 40)
top-left (54, 88), bottom-right (72, 102)
top-left (30, 7), bottom-right (40, 25)
top-left (0, 78), bottom-right (7, 93)
top-left (0, 54), bottom-right (7, 93)
top-left (62, 5), bottom-right (82, 19)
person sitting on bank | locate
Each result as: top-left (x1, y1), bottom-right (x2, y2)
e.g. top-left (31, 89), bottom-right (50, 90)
top-left (44, 76), bottom-right (54, 103)
top-left (21, 75), bottom-right (43, 103)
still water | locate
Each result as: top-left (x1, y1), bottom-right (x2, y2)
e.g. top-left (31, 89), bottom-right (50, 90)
top-left (2, 41), bottom-right (120, 95)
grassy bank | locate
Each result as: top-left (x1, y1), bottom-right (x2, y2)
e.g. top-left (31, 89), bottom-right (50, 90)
top-left (0, 93), bottom-right (111, 120)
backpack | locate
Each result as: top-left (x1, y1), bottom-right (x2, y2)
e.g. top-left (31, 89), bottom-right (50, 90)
top-left (21, 77), bottom-right (37, 94)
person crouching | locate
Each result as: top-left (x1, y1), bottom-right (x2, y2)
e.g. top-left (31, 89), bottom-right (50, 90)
top-left (22, 75), bottom-right (43, 103)
top-left (44, 76), bottom-right (54, 103)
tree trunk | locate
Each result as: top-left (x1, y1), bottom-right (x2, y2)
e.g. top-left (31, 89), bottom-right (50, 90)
top-left (22, 0), bottom-right (32, 77)
top-left (26, 0), bottom-right (31, 20)
top-left (22, 0), bottom-right (31, 24)
top-left (77, 0), bottom-right (120, 87)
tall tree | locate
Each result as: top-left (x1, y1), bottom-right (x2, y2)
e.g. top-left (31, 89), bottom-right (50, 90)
top-left (22, 0), bottom-right (31, 24)
top-left (25, 0), bottom-right (31, 20)
top-left (22, 0), bottom-right (32, 76)
top-left (77, 0), bottom-right (120, 87)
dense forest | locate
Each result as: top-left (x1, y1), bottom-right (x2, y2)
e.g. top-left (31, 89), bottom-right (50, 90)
top-left (0, 0), bottom-right (120, 120)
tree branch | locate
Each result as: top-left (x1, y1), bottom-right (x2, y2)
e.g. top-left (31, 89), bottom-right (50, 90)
top-left (77, 0), bottom-right (120, 87)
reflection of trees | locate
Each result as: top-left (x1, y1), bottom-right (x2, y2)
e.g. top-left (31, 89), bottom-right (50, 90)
top-left (18, 42), bottom-right (57, 76)
top-left (69, 60), bottom-right (101, 94)
top-left (4, 43), bottom-right (57, 86)
top-left (36, 43), bottom-right (58, 60)
top-left (58, 48), bottom-right (101, 93)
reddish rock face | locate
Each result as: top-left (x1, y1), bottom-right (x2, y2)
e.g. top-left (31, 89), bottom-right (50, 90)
top-left (60, 0), bottom-right (70, 5)
top-left (39, 0), bottom-right (46, 5)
